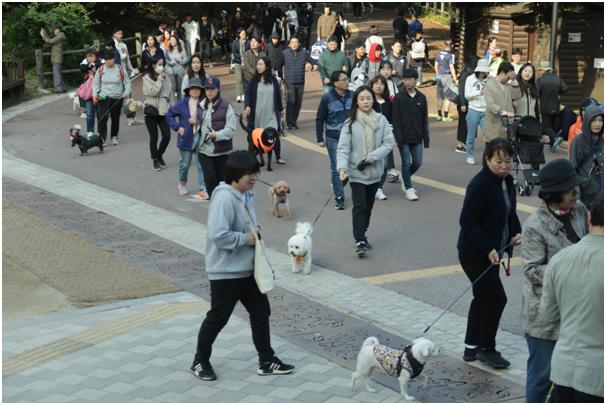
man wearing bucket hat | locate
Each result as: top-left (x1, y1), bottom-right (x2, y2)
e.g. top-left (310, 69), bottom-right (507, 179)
top-left (40, 22), bottom-right (66, 93)
top-left (463, 58), bottom-right (490, 165)
top-left (537, 61), bottom-right (568, 135)
top-left (521, 158), bottom-right (589, 402)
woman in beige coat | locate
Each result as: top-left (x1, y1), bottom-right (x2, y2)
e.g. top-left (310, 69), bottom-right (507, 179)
top-left (521, 159), bottom-right (588, 402)
top-left (143, 55), bottom-right (174, 171)
top-left (483, 62), bottom-right (521, 142)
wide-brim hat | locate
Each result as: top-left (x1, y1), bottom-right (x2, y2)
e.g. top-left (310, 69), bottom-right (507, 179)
top-left (186, 77), bottom-right (204, 90)
top-left (474, 59), bottom-right (490, 73)
top-left (539, 159), bottom-right (586, 192)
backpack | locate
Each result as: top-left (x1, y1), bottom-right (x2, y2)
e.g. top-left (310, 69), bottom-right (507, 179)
top-left (411, 40), bottom-right (426, 60)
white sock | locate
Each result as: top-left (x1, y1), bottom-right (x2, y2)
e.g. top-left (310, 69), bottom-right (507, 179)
top-left (465, 344), bottom-right (478, 349)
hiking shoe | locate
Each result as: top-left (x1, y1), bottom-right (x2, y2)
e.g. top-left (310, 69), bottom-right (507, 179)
top-left (375, 188), bottom-right (387, 200)
top-left (257, 357), bottom-right (295, 376)
top-left (153, 159), bottom-right (161, 171)
top-left (405, 188), bottom-right (419, 201)
top-left (463, 347), bottom-right (479, 362)
top-left (191, 362), bottom-right (217, 381)
top-left (436, 115), bottom-right (443, 121)
top-left (157, 156), bottom-right (167, 168)
top-left (198, 190), bottom-right (209, 201)
top-left (466, 157), bottom-right (476, 165)
top-left (387, 170), bottom-right (399, 183)
top-left (455, 145), bottom-right (466, 154)
top-left (335, 197), bottom-right (345, 210)
top-left (355, 241), bottom-right (367, 258)
top-left (177, 182), bottom-right (188, 196)
top-left (476, 349), bottom-right (510, 369)
top-left (111, 137), bottom-right (119, 145)
top-left (442, 116), bottom-right (454, 122)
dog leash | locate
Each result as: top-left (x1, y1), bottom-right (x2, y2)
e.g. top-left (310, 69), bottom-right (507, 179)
top-left (418, 242), bottom-right (515, 338)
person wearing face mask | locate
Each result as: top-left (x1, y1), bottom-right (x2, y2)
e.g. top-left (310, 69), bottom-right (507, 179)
top-left (521, 159), bottom-right (589, 402)
top-left (483, 62), bottom-right (521, 142)
top-left (318, 36), bottom-right (349, 94)
top-left (143, 56), bottom-right (174, 171)
top-left (457, 138), bottom-right (522, 370)
top-left (570, 106), bottom-right (604, 207)
top-left (337, 85), bottom-right (395, 258)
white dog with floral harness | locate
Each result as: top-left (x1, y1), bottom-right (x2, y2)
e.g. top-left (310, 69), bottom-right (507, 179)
top-left (351, 336), bottom-right (439, 401)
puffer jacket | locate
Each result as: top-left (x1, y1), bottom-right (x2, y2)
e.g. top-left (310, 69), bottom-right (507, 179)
top-left (336, 110), bottom-right (396, 185)
top-left (521, 200), bottom-right (589, 340)
top-left (142, 74), bottom-right (174, 116)
top-left (570, 105), bottom-right (604, 207)
top-left (166, 97), bottom-right (203, 150)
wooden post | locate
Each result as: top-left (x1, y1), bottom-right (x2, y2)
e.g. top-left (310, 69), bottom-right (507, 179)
top-left (135, 32), bottom-right (142, 67)
top-left (440, 2), bottom-right (445, 15)
top-left (35, 49), bottom-right (45, 89)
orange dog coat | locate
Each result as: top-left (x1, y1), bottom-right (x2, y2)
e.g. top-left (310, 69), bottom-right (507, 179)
top-left (252, 128), bottom-right (275, 154)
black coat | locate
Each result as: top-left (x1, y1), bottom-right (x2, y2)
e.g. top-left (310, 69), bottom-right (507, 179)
top-left (266, 42), bottom-right (285, 78)
top-left (392, 90), bottom-right (429, 147)
top-left (537, 72), bottom-right (568, 115)
top-left (457, 167), bottom-right (522, 258)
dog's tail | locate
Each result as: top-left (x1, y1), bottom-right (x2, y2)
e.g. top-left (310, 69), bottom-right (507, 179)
top-left (362, 337), bottom-right (379, 347)
top-left (296, 222), bottom-right (313, 236)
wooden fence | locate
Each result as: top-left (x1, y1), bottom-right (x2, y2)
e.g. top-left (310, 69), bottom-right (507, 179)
top-left (418, 2), bottom-right (452, 20)
top-left (35, 33), bottom-right (142, 89)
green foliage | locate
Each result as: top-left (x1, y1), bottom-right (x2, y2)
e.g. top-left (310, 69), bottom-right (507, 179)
top-left (3, 2), bottom-right (96, 64)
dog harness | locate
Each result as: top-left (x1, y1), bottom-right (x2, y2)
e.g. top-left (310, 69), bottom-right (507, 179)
top-left (373, 344), bottom-right (424, 378)
top-left (252, 128), bottom-right (275, 154)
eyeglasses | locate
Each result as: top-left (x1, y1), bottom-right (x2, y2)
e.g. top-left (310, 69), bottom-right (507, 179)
top-left (336, 77), bottom-right (349, 82)
top-left (246, 173), bottom-right (259, 179)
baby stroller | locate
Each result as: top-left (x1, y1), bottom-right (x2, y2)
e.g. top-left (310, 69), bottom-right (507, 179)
top-left (502, 115), bottom-right (546, 196)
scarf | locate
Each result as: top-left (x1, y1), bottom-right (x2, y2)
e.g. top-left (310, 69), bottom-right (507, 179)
top-left (356, 109), bottom-right (378, 156)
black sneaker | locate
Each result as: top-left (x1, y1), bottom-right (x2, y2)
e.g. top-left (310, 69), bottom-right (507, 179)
top-left (191, 362), bottom-right (217, 381)
top-left (257, 356), bottom-right (295, 376)
top-left (455, 145), bottom-right (466, 154)
top-left (335, 197), bottom-right (345, 210)
top-left (157, 156), bottom-right (167, 168)
top-left (355, 241), bottom-right (367, 258)
top-left (476, 349), bottom-right (510, 369)
top-left (153, 159), bottom-right (161, 171)
top-left (363, 239), bottom-right (372, 250)
top-left (463, 347), bottom-right (478, 362)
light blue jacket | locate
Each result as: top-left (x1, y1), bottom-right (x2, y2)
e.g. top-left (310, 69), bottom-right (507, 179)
top-left (205, 183), bottom-right (259, 280)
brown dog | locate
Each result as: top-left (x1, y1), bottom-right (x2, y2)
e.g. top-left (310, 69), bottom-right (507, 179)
top-left (268, 180), bottom-right (291, 218)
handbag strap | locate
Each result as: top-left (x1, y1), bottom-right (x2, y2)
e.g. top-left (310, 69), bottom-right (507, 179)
top-left (239, 201), bottom-right (261, 241)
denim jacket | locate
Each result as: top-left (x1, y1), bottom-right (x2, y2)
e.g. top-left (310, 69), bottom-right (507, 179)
top-left (315, 88), bottom-right (353, 142)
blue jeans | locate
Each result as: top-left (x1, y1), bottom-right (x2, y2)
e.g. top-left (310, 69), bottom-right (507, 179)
top-left (326, 137), bottom-right (344, 200)
top-left (466, 108), bottom-right (486, 159)
top-left (416, 66), bottom-right (422, 83)
top-left (178, 149), bottom-right (206, 191)
top-left (399, 143), bottom-right (423, 190)
top-left (80, 97), bottom-right (96, 133)
top-left (525, 335), bottom-right (556, 403)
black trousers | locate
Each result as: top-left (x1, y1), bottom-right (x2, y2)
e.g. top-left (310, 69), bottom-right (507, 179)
top-left (200, 39), bottom-right (212, 61)
top-left (98, 98), bottom-right (123, 140)
top-left (549, 384), bottom-right (603, 403)
top-left (353, 2), bottom-right (362, 17)
top-left (350, 181), bottom-right (380, 242)
top-left (198, 153), bottom-right (228, 197)
top-left (285, 82), bottom-right (304, 127)
top-left (459, 252), bottom-right (507, 350)
top-left (194, 276), bottom-right (275, 365)
top-left (144, 115), bottom-right (171, 159)
top-left (457, 105), bottom-right (468, 143)
top-left (541, 113), bottom-right (561, 136)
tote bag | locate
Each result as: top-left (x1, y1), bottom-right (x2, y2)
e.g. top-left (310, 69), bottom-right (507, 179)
top-left (240, 203), bottom-right (275, 293)
top-left (77, 74), bottom-right (94, 101)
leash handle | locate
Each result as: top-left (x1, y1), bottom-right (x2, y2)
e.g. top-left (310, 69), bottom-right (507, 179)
top-left (419, 242), bottom-right (515, 338)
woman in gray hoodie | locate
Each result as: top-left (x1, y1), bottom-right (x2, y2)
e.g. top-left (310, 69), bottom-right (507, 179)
top-left (337, 85), bottom-right (395, 257)
top-left (191, 150), bottom-right (294, 381)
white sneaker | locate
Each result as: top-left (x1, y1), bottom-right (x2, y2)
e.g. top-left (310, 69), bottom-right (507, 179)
top-left (466, 157), bottom-right (476, 165)
top-left (111, 137), bottom-right (119, 145)
top-left (387, 169), bottom-right (399, 183)
top-left (241, 95), bottom-right (245, 103)
top-left (80, 112), bottom-right (87, 118)
top-left (236, 95), bottom-right (241, 102)
top-left (375, 188), bottom-right (387, 200)
top-left (405, 188), bottom-right (419, 201)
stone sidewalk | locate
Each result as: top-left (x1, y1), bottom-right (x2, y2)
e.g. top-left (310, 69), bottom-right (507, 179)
top-left (3, 291), bottom-right (405, 403)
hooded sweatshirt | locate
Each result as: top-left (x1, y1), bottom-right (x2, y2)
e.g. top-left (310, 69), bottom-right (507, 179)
top-left (205, 183), bottom-right (258, 280)
top-left (367, 43), bottom-right (383, 79)
top-left (569, 105), bottom-right (604, 206)
top-left (464, 73), bottom-right (488, 112)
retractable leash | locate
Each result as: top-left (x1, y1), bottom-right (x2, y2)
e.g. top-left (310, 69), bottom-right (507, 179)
top-left (418, 242), bottom-right (515, 338)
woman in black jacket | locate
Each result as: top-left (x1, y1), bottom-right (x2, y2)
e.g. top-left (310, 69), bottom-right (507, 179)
top-left (457, 137), bottom-right (522, 369)
top-left (370, 75), bottom-right (393, 200)
top-left (455, 55), bottom-right (479, 153)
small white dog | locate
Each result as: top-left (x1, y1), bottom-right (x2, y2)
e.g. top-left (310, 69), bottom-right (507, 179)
top-left (287, 222), bottom-right (312, 274)
top-left (351, 336), bottom-right (439, 401)
top-left (68, 91), bottom-right (80, 113)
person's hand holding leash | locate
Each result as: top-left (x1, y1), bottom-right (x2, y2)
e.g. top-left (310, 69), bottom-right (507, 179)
top-left (488, 249), bottom-right (500, 265)
top-left (244, 107), bottom-right (251, 118)
top-left (339, 170), bottom-right (348, 182)
top-left (178, 127), bottom-right (185, 136)
top-left (510, 233), bottom-right (523, 246)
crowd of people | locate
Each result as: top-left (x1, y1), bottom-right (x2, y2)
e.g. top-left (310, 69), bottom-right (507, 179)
top-left (55, 4), bottom-right (605, 401)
